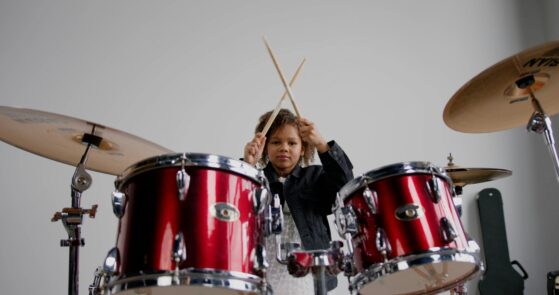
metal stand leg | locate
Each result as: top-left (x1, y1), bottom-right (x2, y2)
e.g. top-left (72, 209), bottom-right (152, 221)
top-left (312, 266), bottom-right (328, 295)
top-left (51, 125), bottom-right (100, 295)
top-left (527, 95), bottom-right (559, 184)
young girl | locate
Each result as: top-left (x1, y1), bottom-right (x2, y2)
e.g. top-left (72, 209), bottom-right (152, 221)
top-left (243, 109), bottom-right (354, 294)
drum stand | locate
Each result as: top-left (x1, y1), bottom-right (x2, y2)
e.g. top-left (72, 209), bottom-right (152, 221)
top-left (522, 77), bottom-right (559, 184)
top-left (280, 242), bottom-right (344, 295)
top-left (51, 126), bottom-right (100, 295)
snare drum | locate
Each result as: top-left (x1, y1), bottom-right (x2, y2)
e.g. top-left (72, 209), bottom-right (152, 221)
top-left (97, 153), bottom-right (273, 295)
top-left (338, 162), bottom-right (481, 295)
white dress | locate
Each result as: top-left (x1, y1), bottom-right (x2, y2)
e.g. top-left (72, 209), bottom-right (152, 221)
top-left (265, 190), bottom-right (314, 294)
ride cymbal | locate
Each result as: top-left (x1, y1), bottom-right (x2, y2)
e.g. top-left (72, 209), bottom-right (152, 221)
top-left (0, 106), bottom-right (173, 175)
top-left (443, 40), bottom-right (559, 133)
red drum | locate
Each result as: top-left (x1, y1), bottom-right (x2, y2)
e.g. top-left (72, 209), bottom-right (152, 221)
top-left (338, 162), bottom-right (481, 295)
top-left (100, 153), bottom-right (272, 295)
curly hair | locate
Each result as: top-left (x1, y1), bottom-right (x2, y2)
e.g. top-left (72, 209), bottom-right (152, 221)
top-left (254, 108), bottom-right (316, 167)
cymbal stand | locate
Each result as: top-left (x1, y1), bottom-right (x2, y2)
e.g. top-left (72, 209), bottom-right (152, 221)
top-left (52, 125), bottom-right (100, 295)
top-left (526, 91), bottom-right (559, 184)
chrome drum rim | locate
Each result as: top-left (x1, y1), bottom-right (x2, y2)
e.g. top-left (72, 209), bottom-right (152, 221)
top-left (350, 247), bottom-right (482, 295)
top-left (106, 268), bottom-right (272, 294)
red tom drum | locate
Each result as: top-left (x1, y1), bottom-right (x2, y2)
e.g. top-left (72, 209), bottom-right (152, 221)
top-left (338, 162), bottom-right (481, 295)
top-left (101, 153), bottom-right (272, 295)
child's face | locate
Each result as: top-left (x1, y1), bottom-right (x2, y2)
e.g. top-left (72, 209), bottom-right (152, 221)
top-left (266, 124), bottom-right (304, 176)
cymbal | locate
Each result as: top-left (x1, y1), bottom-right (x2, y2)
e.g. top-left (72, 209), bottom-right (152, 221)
top-left (443, 40), bottom-right (559, 133)
top-left (0, 106), bottom-right (173, 175)
top-left (444, 167), bottom-right (512, 187)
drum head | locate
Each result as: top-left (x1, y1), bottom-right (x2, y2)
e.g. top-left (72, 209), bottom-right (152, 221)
top-left (353, 250), bottom-right (480, 295)
top-left (116, 152), bottom-right (262, 188)
top-left (339, 161), bottom-right (450, 201)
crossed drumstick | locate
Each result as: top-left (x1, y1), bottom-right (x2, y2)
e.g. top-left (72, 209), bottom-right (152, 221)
top-left (261, 36), bottom-right (305, 135)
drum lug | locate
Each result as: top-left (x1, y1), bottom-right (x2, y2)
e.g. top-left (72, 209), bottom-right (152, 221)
top-left (172, 232), bottom-right (187, 272)
top-left (253, 243), bottom-right (269, 271)
top-left (440, 217), bottom-right (458, 243)
top-left (363, 187), bottom-right (378, 214)
top-left (89, 247), bottom-right (118, 295)
top-left (428, 177), bottom-right (442, 203)
top-left (252, 186), bottom-right (271, 213)
top-left (104, 247), bottom-right (119, 273)
top-left (88, 266), bottom-right (107, 295)
top-left (111, 191), bottom-right (126, 218)
top-left (333, 194), bottom-right (358, 238)
top-left (265, 194), bottom-right (283, 236)
top-left (176, 168), bottom-right (190, 201)
top-left (375, 228), bottom-right (392, 261)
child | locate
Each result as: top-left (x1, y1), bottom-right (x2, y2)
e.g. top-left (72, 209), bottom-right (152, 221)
top-left (244, 108), bottom-right (354, 293)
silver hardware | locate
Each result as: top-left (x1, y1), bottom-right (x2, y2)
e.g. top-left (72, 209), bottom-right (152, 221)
top-left (111, 191), bottom-right (126, 218)
top-left (103, 247), bottom-right (119, 274)
top-left (72, 163), bottom-right (92, 192)
top-left (375, 228), bottom-right (391, 261)
top-left (440, 217), bottom-right (458, 243)
top-left (276, 238), bottom-right (301, 265)
top-left (363, 187), bottom-right (378, 214)
top-left (349, 247), bottom-right (481, 295)
top-left (176, 168), bottom-right (189, 201)
top-left (271, 194), bottom-right (283, 235)
top-left (263, 193), bottom-right (282, 237)
top-left (332, 193), bottom-right (358, 277)
top-left (428, 174), bottom-right (442, 203)
top-left (88, 266), bottom-right (107, 295)
top-left (252, 186), bottom-right (270, 213)
top-left (173, 232), bottom-right (187, 265)
top-left (105, 268), bottom-right (272, 294)
top-left (210, 203), bottom-right (240, 222)
top-left (253, 244), bottom-right (269, 271)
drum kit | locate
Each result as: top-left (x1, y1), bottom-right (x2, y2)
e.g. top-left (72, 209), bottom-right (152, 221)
top-left (0, 39), bottom-right (558, 295)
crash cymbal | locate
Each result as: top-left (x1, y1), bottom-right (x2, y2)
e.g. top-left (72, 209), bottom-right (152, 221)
top-left (443, 40), bottom-right (559, 133)
top-left (445, 167), bottom-right (512, 187)
top-left (0, 106), bottom-right (173, 175)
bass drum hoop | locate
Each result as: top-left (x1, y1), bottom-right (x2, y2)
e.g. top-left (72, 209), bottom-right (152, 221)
top-left (339, 161), bottom-right (452, 201)
top-left (115, 153), bottom-right (263, 188)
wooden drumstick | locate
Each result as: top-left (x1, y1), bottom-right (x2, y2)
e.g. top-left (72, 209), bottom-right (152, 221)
top-left (261, 58), bottom-right (307, 135)
top-left (262, 36), bottom-right (302, 118)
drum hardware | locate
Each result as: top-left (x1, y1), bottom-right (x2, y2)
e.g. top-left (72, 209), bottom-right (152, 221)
top-left (285, 241), bottom-right (345, 295)
top-left (440, 217), bottom-right (458, 244)
top-left (89, 248), bottom-right (118, 295)
top-left (265, 193), bottom-right (283, 237)
top-left (175, 167), bottom-right (189, 201)
top-left (332, 193), bottom-right (358, 276)
top-left (374, 228), bottom-right (392, 262)
top-left (253, 186), bottom-right (271, 213)
top-left (51, 124), bottom-right (105, 295)
top-left (363, 187), bottom-right (378, 214)
top-left (428, 175), bottom-right (442, 203)
top-left (110, 192), bottom-right (126, 218)
top-left (172, 233), bottom-right (187, 274)
top-left (443, 40), bottom-right (559, 183)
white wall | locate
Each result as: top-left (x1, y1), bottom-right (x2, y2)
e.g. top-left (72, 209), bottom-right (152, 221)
top-left (0, 1), bottom-right (558, 294)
